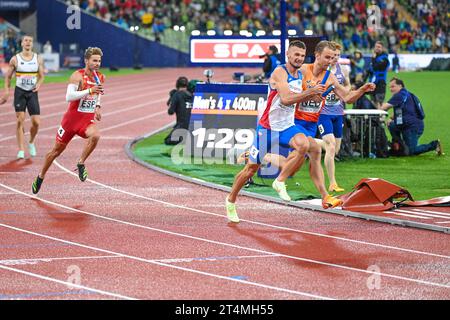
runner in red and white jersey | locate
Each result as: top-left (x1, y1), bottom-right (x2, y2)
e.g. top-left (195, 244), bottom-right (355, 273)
top-left (31, 47), bottom-right (105, 194)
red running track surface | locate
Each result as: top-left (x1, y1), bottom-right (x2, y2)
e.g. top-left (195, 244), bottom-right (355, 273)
top-left (0, 68), bottom-right (449, 300)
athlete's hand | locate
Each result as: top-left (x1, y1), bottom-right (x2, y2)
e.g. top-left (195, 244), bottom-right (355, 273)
top-left (0, 92), bottom-right (9, 105)
top-left (91, 85), bottom-right (104, 95)
top-left (310, 84), bottom-right (326, 96)
top-left (32, 84), bottom-right (41, 93)
top-left (361, 82), bottom-right (376, 92)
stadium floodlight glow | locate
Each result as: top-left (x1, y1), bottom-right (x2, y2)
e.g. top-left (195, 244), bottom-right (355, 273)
top-left (304, 29), bottom-right (313, 36)
top-left (239, 30), bottom-right (249, 36)
top-left (256, 30), bottom-right (266, 36)
top-left (180, 26), bottom-right (186, 32)
top-left (272, 30), bottom-right (281, 36)
top-left (191, 30), bottom-right (201, 36)
top-left (207, 30), bottom-right (216, 36)
top-left (174, 25), bottom-right (180, 31)
top-left (130, 26), bottom-right (135, 32)
top-left (135, 26), bottom-right (140, 31)
top-left (224, 30), bottom-right (233, 36)
top-left (288, 29), bottom-right (297, 36)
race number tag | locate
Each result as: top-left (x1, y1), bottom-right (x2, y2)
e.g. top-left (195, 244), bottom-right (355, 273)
top-left (57, 126), bottom-right (65, 138)
top-left (78, 94), bottom-right (98, 113)
top-left (249, 145), bottom-right (259, 159)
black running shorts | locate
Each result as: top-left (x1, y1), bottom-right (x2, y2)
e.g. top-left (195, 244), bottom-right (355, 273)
top-left (14, 86), bottom-right (40, 116)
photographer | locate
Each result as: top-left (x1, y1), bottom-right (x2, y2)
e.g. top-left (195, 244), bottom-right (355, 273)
top-left (379, 77), bottom-right (443, 156)
top-left (164, 76), bottom-right (193, 145)
top-left (261, 45), bottom-right (282, 79)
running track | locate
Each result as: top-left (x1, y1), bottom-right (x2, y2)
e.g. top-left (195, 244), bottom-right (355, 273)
top-left (0, 68), bottom-right (448, 300)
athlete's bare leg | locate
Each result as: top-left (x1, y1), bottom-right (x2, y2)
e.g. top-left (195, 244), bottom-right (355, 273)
top-left (16, 112), bottom-right (26, 152)
top-left (78, 124), bottom-right (100, 164)
top-left (39, 141), bottom-right (67, 178)
top-left (228, 162), bottom-right (260, 203)
top-left (277, 133), bottom-right (309, 182)
top-left (307, 137), bottom-right (328, 198)
top-left (29, 115), bottom-right (40, 144)
top-left (321, 134), bottom-right (337, 187)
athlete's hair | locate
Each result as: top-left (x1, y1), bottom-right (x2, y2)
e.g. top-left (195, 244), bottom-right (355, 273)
top-left (315, 40), bottom-right (336, 54)
top-left (288, 40), bottom-right (306, 50)
top-left (375, 41), bottom-right (385, 47)
top-left (330, 41), bottom-right (342, 51)
top-left (84, 47), bottom-right (103, 59)
top-left (176, 76), bottom-right (188, 89)
top-left (390, 77), bottom-right (405, 88)
top-left (21, 34), bottom-right (33, 41)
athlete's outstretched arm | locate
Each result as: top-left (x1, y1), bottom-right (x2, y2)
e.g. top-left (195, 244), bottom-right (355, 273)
top-left (331, 74), bottom-right (375, 103)
top-left (271, 68), bottom-right (324, 106)
top-left (0, 56), bottom-right (17, 105)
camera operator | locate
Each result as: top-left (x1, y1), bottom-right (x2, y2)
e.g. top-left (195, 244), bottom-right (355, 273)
top-left (164, 76), bottom-right (193, 145)
top-left (261, 45), bottom-right (282, 79)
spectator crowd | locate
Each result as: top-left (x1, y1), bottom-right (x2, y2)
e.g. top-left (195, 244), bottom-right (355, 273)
top-left (64, 0), bottom-right (448, 53)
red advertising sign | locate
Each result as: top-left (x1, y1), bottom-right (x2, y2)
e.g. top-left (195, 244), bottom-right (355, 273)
top-left (190, 38), bottom-right (288, 63)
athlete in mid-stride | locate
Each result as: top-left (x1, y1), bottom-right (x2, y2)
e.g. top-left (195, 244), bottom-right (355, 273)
top-left (32, 47), bottom-right (105, 194)
top-left (225, 40), bottom-right (326, 223)
top-left (316, 42), bottom-right (351, 192)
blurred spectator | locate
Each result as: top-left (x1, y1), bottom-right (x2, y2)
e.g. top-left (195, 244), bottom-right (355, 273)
top-left (43, 40), bottom-right (53, 54)
top-left (392, 51), bottom-right (400, 73)
top-left (368, 41), bottom-right (390, 108)
top-left (349, 50), bottom-right (365, 83)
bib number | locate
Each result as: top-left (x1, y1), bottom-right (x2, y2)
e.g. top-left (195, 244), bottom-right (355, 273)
top-left (78, 95), bottom-right (97, 113)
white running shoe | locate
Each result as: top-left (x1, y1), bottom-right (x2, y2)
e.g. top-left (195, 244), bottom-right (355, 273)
top-left (225, 197), bottom-right (240, 223)
top-left (29, 143), bottom-right (36, 157)
top-left (272, 179), bottom-right (291, 201)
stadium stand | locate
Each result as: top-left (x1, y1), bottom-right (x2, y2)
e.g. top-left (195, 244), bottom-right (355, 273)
top-left (63, 0), bottom-right (448, 54)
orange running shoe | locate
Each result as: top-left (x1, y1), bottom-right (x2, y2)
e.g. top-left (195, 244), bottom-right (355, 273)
top-left (328, 183), bottom-right (345, 193)
top-left (322, 194), bottom-right (343, 209)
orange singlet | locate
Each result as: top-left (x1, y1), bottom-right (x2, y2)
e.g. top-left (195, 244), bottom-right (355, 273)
top-left (295, 64), bottom-right (332, 123)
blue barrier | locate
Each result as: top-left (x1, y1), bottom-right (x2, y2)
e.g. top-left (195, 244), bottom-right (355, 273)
top-left (36, 0), bottom-right (189, 68)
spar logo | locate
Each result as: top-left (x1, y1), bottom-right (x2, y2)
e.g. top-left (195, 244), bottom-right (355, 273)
top-left (190, 38), bottom-right (286, 63)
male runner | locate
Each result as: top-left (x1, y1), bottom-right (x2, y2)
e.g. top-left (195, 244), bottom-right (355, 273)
top-left (316, 42), bottom-right (351, 192)
top-left (288, 41), bottom-right (375, 201)
top-left (0, 35), bottom-right (45, 159)
top-left (31, 47), bottom-right (104, 194)
top-left (225, 40), bottom-right (325, 223)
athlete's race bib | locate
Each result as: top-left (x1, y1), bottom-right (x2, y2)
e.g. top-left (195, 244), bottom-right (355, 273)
top-left (298, 100), bottom-right (322, 113)
top-left (325, 91), bottom-right (340, 105)
top-left (17, 74), bottom-right (37, 91)
top-left (78, 94), bottom-right (98, 113)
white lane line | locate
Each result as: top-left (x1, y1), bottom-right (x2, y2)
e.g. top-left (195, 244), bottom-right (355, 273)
top-left (394, 209), bottom-right (448, 219)
top-left (0, 222), bottom-right (334, 300)
top-left (53, 161), bottom-right (450, 260)
top-left (385, 211), bottom-right (431, 220)
top-left (0, 255), bottom-right (121, 265)
top-left (411, 208), bottom-right (450, 217)
top-left (154, 254), bottom-right (282, 264)
top-left (1, 183), bottom-right (449, 290)
top-left (436, 221), bottom-right (450, 224)
top-left (0, 264), bottom-right (137, 300)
